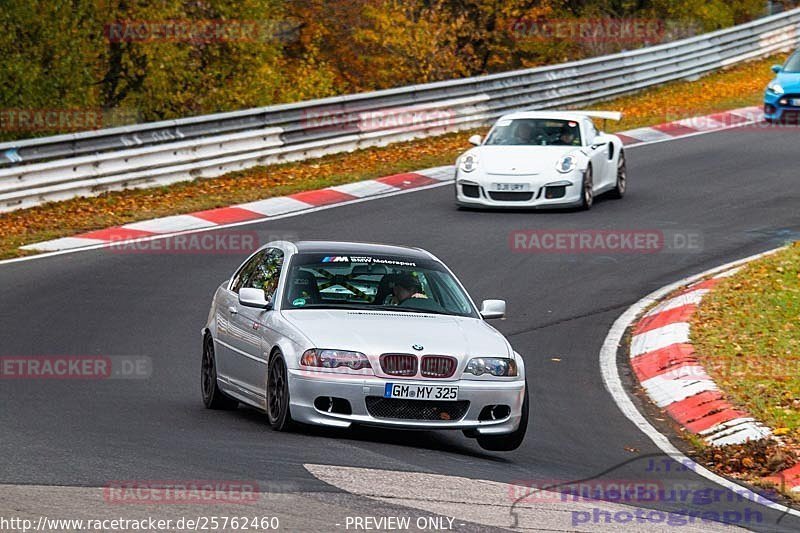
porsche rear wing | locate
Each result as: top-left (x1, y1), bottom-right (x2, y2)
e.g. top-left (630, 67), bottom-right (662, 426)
top-left (572, 111), bottom-right (622, 121)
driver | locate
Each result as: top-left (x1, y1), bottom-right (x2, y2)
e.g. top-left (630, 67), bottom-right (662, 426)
top-left (392, 273), bottom-right (427, 304)
top-left (556, 125), bottom-right (577, 146)
top-left (510, 120), bottom-right (534, 144)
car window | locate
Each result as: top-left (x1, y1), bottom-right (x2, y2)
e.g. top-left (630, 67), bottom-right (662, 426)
top-left (230, 251), bottom-right (266, 293)
top-left (244, 248), bottom-right (285, 302)
top-left (784, 53), bottom-right (800, 73)
top-left (281, 253), bottom-right (478, 317)
top-left (484, 118), bottom-right (582, 146)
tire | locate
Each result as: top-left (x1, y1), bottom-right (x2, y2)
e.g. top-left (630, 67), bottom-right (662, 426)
top-left (609, 149), bottom-right (626, 199)
top-left (476, 381), bottom-right (529, 452)
top-left (267, 351), bottom-right (295, 431)
top-left (579, 165), bottom-right (593, 210)
top-left (201, 335), bottom-right (238, 410)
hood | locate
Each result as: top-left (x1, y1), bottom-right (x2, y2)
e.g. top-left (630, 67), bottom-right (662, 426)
top-left (775, 72), bottom-right (800, 90)
top-left (281, 309), bottom-right (510, 359)
top-left (472, 145), bottom-right (577, 175)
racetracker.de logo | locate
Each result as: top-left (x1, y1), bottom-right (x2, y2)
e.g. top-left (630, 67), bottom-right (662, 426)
top-left (0, 109), bottom-right (103, 133)
top-left (108, 231), bottom-right (260, 255)
top-left (0, 356), bottom-right (151, 380)
top-left (510, 230), bottom-right (702, 254)
top-left (104, 481), bottom-right (260, 505)
top-left (103, 19), bottom-right (285, 43)
top-left (302, 105), bottom-right (455, 135)
top-left (509, 18), bottom-right (665, 43)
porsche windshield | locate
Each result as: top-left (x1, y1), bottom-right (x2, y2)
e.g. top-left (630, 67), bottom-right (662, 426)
top-left (282, 253), bottom-right (477, 317)
top-left (484, 118), bottom-right (582, 146)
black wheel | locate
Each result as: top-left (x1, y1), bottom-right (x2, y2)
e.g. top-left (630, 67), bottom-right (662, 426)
top-left (609, 150), bottom-right (626, 199)
top-left (579, 165), bottom-right (594, 210)
top-left (267, 351), bottom-right (294, 431)
top-left (477, 382), bottom-right (529, 452)
top-left (201, 335), bottom-right (238, 410)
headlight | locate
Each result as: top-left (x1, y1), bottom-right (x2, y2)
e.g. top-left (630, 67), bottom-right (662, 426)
top-left (768, 83), bottom-right (784, 95)
top-left (301, 349), bottom-right (372, 371)
top-left (464, 357), bottom-right (518, 377)
top-left (459, 153), bottom-right (478, 173)
top-left (555, 154), bottom-right (577, 174)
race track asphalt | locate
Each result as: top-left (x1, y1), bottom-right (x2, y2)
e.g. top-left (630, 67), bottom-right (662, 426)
top-left (1, 124), bottom-right (799, 531)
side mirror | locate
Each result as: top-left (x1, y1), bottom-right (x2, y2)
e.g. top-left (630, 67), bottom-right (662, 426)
top-left (772, 64), bottom-right (783, 74)
top-left (239, 288), bottom-right (271, 309)
top-left (469, 134), bottom-right (482, 146)
top-left (480, 299), bottom-right (506, 319)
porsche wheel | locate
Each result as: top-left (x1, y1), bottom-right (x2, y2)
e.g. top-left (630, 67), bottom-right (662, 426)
top-left (476, 382), bottom-right (529, 452)
top-left (580, 166), bottom-right (594, 210)
top-left (267, 351), bottom-right (295, 431)
top-left (201, 335), bottom-right (238, 410)
top-left (610, 150), bottom-right (626, 199)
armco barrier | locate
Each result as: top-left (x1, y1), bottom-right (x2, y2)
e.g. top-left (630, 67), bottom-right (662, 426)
top-left (1, 9), bottom-right (798, 212)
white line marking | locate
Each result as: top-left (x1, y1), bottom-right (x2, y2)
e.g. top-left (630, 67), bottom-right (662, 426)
top-left (640, 373), bottom-right (717, 407)
top-left (303, 464), bottom-right (735, 532)
top-left (236, 196), bottom-right (314, 216)
top-left (644, 289), bottom-right (708, 316)
top-left (123, 214), bottom-right (217, 233)
top-left (630, 322), bottom-right (690, 357)
top-left (329, 180), bottom-right (399, 198)
top-left (599, 245), bottom-right (799, 519)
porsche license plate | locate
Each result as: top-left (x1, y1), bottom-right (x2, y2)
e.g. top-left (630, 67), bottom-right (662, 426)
top-left (791, 98), bottom-right (800, 107)
top-left (492, 183), bottom-right (529, 192)
top-left (384, 383), bottom-right (459, 401)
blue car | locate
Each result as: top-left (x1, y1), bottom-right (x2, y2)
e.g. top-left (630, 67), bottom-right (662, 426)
top-left (764, 51), bottom-right (800, 122)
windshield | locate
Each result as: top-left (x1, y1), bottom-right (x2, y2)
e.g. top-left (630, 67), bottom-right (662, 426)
top-left (784, 53), bottom-right (800, 73)
top-left (281, 253), bottom-right (478, 317)
top-left (484, 118), bottom-right (582, 146)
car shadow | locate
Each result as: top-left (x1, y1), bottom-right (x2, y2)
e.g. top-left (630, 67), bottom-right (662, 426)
top-left (232, 403), bottom-right (511, 463)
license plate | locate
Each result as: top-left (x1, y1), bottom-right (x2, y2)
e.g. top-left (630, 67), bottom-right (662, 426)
top-left (384, 383), bottom-right (459, 401)
top-left (492, 183), bottom-right (529, 192)
top-left (792, 99), bottom-right (800, 106)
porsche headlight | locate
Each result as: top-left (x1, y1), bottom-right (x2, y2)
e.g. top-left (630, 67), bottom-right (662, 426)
top-left (301, 349), bottom-right (372, 372)
top-left (459, 153), bottom-right (478, 173)
top-left (556, 154), bottom-right (577, 174)
top-left (768, 83), bottom-right (784, 95)
top-left (465, 357), bottom-right (518, 377)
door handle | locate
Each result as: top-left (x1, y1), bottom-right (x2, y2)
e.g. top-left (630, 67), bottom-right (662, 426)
top-left (228, 306), bottom-right (238, 315)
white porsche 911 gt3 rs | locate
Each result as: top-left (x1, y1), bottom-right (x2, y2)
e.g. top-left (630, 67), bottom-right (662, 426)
top-left (202, 241), bottom-right (528, 451)
top-left (455, 110), bottom-right (627, 210)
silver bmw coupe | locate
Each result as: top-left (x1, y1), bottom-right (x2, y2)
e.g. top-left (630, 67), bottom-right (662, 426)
top-left (202, 241), bottom-right (528, 451)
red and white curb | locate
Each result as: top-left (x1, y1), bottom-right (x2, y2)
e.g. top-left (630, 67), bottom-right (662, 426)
top-left (628, 260), bottom-right (800, 493)
top-left (19, 106), bottom-right (763, 253)
top-left (20, 167), bottom-right (453, 252)
top-left (601, 246), bottom-right (800, 519)
top-left (630, 271), bottom-right (774, 447)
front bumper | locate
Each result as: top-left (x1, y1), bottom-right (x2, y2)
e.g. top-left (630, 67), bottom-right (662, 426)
top-left (288, 369), bottom-right (526, 435)
top-left (455, 170), bottom-right (583, 209)
top-left (764, 91), bottom-right (800, 121)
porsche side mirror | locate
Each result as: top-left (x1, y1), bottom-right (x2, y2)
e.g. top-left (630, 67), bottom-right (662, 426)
top-left (480, 299), bottom-right (506, 319)
top-left (469, 134), bottom-right (482, 146)
top-left (772, 64), bottom-right (783, 74)
top-left (239, 288), bottom-right (272, 309)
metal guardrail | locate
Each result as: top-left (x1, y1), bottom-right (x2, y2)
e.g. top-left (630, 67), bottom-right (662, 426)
top-left (1, 9), bottom-right (798, 212)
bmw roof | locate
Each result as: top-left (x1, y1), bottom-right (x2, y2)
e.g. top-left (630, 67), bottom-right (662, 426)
top-left (289, 240), bottom-right (435, 260)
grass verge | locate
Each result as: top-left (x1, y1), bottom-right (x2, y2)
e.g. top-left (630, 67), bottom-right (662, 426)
top-left (1, 54), bottom-right (787, 260)
top-left (690, 242), bottom-right (800, 495)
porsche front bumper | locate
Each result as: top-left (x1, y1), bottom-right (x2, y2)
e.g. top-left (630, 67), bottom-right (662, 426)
top-left (455, 170), bottom-right (583, 209)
